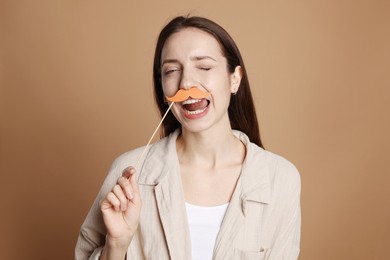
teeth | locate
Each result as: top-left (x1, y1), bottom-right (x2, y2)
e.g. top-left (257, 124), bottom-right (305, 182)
top-left (182, 99), bottom-right (202, 105)
top-left (185, 107), bottom-right (207, 115)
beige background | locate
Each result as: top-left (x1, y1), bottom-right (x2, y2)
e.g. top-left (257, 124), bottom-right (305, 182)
top-left (1, 0), bottom-right (389, 259)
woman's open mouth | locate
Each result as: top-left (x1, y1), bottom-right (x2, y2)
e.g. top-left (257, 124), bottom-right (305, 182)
top-left (181, 98), bottom-right (210, 116)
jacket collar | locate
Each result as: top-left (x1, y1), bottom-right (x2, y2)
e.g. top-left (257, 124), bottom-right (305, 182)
top-left (138, 129), bottom-right (271, 203)
top-left (136, 128), bottom-right (271, 259)
top-left (138, 128), bottom-right (271, 207)
top-left (136, 129), bottom-right (180, 185)
top-left (233, 130), bottom-right (271, 205)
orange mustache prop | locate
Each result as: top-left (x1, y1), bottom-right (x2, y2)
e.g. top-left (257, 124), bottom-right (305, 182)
top-left (166, 87), bottom-right (211, 102)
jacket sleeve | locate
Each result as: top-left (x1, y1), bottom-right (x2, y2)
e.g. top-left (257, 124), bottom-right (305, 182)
top-left (74, 158), bottom-right (123, 260)
top-left (269, 158), bottom-right (302, 260)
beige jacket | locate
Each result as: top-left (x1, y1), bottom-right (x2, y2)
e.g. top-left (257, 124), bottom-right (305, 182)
top-left (75, 130), bottom-right (301, 260)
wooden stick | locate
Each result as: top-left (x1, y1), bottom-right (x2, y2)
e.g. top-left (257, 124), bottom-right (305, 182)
top-left (135, 102), bottom-right (174, 170)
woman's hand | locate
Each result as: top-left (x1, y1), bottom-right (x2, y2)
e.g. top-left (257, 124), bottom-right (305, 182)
top-left (99, 166), bottom-right (142, 257)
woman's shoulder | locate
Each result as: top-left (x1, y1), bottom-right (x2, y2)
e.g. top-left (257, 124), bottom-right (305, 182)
top-left (265, 149), bottom-right (300, 183)
top-left (247, 142), bottom-right (301, 187)
top-left (233, 129), bottom-right (300, 183)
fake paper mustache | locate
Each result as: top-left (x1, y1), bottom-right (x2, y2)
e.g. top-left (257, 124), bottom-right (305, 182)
top-left (166, 87), bottom-right (211, 102)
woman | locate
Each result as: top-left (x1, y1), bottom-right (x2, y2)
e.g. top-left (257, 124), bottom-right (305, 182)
top-left (75, 16), bottom-right (301, 260)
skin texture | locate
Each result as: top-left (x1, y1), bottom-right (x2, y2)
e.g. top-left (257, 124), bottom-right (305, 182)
top-left (100, 27), bottom-right (245, 259)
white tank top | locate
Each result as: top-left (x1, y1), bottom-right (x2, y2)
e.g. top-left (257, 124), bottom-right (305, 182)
top-left (185, 202), bottom-right (229, 260)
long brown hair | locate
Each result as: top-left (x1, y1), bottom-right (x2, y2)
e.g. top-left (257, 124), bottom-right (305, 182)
top-left (153, 16), bottom-right (263, 148)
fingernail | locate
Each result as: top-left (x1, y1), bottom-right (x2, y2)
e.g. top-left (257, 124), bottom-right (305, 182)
top-left (127, 191), bottom-right (134, 200)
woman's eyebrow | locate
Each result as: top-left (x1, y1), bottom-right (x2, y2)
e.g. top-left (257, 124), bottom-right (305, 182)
top-left (191, 55), bottom-right (217, 62)
top-left (162, 56), bottom-right (217, 66)
top-left (161, 59), bottom-right (179, 66)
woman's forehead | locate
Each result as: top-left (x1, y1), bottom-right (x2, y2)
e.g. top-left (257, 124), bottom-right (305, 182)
top-left (161, 28), bottom-right (223, 59)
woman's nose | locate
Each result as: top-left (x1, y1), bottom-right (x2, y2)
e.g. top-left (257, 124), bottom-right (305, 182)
top-left (179, 68), bottom-right (196, 90)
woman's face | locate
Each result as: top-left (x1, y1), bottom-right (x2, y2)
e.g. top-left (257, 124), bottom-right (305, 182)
top-left (160, 27), bottom-right (242, 134)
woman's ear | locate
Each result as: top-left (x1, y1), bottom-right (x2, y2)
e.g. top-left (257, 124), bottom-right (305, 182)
top-left (230, 66), bottom-right (243, 94)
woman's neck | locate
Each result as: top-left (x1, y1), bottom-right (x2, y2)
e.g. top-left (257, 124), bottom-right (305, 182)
top-left (176, 126), bottom-right (245, 170)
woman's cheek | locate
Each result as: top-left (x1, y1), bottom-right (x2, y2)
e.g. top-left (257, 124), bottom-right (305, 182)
top-left (162, 80), bottom-right (179, 97)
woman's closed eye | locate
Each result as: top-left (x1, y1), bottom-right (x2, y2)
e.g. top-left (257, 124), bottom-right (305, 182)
top-left (164, 68), bottom-right (180, 75)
